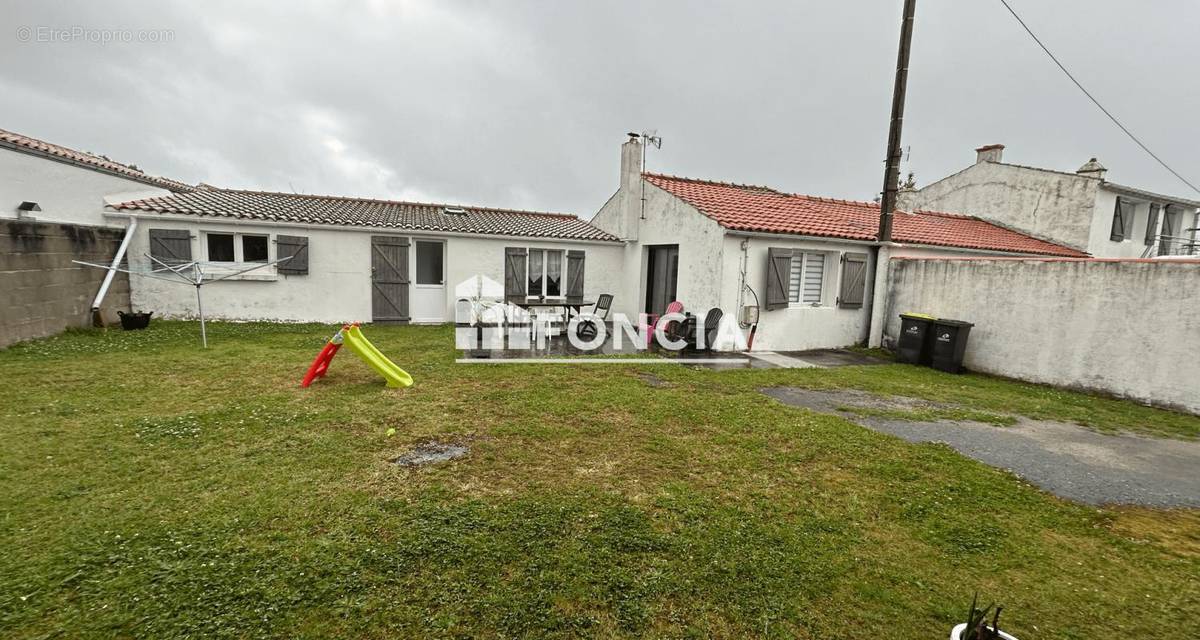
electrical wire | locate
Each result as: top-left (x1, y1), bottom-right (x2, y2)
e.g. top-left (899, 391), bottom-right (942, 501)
top-left (997, 0), bottom-right (1200, 195)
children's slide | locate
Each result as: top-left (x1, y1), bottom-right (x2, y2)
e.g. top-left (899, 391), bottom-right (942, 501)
top-left (341, 325), bottom-right (413, 388)
top-left (300, 324), bottom-right (413, 388)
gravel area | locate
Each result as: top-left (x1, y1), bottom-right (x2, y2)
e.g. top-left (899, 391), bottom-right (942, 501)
top-left (763, 387), bottom-right (1200, 507)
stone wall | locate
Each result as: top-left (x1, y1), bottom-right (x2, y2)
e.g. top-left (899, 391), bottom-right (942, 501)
top-left (1, 220), bottom-right (130, 348)
top-left (884, 257), bottom-right (1200, 414)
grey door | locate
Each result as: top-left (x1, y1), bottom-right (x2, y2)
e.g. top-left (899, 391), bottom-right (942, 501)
top-left (371, 236), bottom-right (410, 323)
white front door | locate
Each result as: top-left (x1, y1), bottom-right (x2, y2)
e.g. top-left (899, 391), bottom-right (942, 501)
top-left (410, 239), bottom-right (446, 323)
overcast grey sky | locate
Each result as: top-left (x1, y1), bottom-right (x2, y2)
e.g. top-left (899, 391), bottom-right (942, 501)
top-left (3, 1), bottom-right (1198, 216)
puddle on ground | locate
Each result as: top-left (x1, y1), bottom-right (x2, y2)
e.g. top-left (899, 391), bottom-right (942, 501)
top-left (392, 442), bottom-right (469, 466)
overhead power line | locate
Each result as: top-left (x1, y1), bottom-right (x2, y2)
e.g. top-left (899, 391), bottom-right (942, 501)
top-left (997, 0), bottom-right (1200, 196)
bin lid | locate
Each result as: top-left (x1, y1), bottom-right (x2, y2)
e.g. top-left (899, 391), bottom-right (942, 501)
top-left (934, 319), bottom-right (974, 328)
top-left (900, 312), bottom-right (936, 320)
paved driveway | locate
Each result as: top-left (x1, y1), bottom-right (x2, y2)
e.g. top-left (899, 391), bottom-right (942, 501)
top-left (763, 387), bottom-right (1200, 507)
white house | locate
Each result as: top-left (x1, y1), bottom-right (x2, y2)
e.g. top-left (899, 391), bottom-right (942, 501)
top-left (899, 144), bottom-right (1200, 259)
top-left (589, 135), bottom-right (1088, 351)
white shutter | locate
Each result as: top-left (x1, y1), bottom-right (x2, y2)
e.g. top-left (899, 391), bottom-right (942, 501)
top-left (787, 253), bottom-right (826, 305)
top-left (802, 253), bottom-right (824, 304)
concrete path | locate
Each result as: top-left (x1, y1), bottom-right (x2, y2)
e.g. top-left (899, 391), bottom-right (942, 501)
top-left (762, 387), bottom-right (1200, 508)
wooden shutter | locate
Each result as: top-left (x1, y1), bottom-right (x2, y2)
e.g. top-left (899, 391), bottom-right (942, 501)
top-left (1110, 199), bottom-right (1134, 241)
top-left (148, 229), bottom-right (192, 267)
top-left (504, 247), bottom-right (527, 303)
top-left (764, 248), bottom-right (792, 311)
top-left (1144, 204), bottom-right (1161, 246)
top-left (837, 252), bottom-right (868, 308)
top-left (276, 235), bottom-right (309, 274)
top-left (566, 250), bottom-right (585, 301)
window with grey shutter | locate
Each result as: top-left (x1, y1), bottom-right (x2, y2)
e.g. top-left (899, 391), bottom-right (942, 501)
top-left (276, 235), bottom-right (309, 274)
top-left (1110, 198), bottom-right (1134, 241)
top-left (148, 229), bottom-right (192, 268)
top-left (837, 252), bottom-right (868, 308)
top-left (504, 247), bottom-right (527, 303)
top-left (566, 250), bottom-right (585, 301)
top-left (764, 248), bottom-right (792, 311)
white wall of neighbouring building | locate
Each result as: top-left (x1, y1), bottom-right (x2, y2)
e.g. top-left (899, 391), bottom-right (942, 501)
top-left (0, 149), bottom-right (169, 227)
top-left (117, 214), bottom-right (623, 325)
top-left (883, 257), bottom-right (1200, 414)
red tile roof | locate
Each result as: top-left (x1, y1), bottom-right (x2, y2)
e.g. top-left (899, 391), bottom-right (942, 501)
top-left (0, 127), bottom-right (193, 192)
top-left (644, 173), bottom-right (1089, 257)
top-left (111, 188), bottom-right (619, 241)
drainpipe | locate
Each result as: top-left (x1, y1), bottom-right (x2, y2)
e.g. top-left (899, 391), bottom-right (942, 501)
top-left (91, 216), bottom-right (138, 316)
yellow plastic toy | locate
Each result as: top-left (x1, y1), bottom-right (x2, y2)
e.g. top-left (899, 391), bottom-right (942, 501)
top-left (301, 323), bottom-right (413, 388)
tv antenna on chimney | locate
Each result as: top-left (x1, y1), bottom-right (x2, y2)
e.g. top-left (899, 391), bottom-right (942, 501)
top-left (639, 130), bottom-right (662, 219)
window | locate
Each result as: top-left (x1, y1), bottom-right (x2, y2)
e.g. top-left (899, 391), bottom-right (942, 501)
top-left (1110, 198), bottom-right (1135, 241)
top-left (526, 248), bottom-right (565, 298)
top-left (207, 233), bottom-right (235, 262)
top-left (1145, 203), bottom-right (1161, 246)
top-left (242, 235), bottom-right (269, 262)
top-left (788, 252), bottom-right (825, 305)
top-left (207, 232), bottom-right (272, 263)
top-left (415, 240), bottom-right (444, 285)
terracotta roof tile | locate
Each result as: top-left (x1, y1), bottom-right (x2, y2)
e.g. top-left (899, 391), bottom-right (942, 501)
top-left (644, 173), bottom-right (1089, 257)
top-left (0, 127), bottom-right (193, 192)
top-left (111, 188), bottom-right (619, 242)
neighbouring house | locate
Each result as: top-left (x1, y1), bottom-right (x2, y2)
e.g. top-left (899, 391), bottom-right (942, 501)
top-left (899, 144), bottom-right (1200, 258)
top-left (589, 134), bottom-right (1088, 351)
top-left (0, 127), bottom-right (196, 346)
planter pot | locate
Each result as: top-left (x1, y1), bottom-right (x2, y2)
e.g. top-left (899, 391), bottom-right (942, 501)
top-left (950, 623), bottom-right (1019, 640)
top-left (117, 311), bottom-right (153, 331)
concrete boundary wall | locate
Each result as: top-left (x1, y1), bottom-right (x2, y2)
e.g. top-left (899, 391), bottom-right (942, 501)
top-left (883, 257), bottom-right (1200, 414)
top-left (1, 220), bottom-right (130, 348)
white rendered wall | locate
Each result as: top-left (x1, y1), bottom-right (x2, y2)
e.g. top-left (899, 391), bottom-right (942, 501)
top-left (0, 149), bottom-right (170, 227)
top-left (884, 257), bottom-right (1200, 414)
top-left (120, 215), bottom-right (623, 325)
top-left (720, 233), bottom-right (871, 352)
top-left (901, 162), bottom-right (1098, 252)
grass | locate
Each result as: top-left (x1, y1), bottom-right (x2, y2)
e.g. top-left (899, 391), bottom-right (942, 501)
top-left (0, 321), bottom-right (1197, 638)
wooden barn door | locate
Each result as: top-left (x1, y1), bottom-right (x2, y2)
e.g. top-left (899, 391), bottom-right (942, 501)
top-left (371, 236), bottom-right (410, 323)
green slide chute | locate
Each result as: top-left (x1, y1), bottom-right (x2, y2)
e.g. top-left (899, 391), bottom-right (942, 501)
top-left (341, 325), bottom-right (414, 388)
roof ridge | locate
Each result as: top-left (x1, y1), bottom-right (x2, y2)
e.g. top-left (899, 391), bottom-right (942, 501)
top-left (0, 126), bottom-right (193, 192)
top-left (791, 193), bottom-right (883, 209)
top-left (206, 187), bottom-right (582, 219)
top-left (643, 171), bottom-right (784, 194)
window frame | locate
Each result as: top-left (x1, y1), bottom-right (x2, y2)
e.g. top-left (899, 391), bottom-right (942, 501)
top-left (205, 232), bottom-right (236, 263)
top-left (525, 248), bottom-right (566, 300)
top-left (787, 251), bottom-right (828, 307)
top-left (413, 239), bottom-right (445, 287)
top-left (241, 234), bottom-right (270, 263)
top-left (204, 231), bottom-right (273, 264)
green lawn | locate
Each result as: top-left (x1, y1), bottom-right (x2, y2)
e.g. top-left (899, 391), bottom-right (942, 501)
top-left (1, 322), bottom-right (1197, 638)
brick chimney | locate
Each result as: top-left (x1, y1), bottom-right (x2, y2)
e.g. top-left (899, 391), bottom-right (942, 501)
top-left (975, 144), bottom-right (1004, 164)
top-left (1076, 157), bottom-right (1107, 180)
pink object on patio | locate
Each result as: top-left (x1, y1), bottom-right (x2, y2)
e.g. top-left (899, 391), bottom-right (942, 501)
top-left (645, 300), bottom-right (684, 347)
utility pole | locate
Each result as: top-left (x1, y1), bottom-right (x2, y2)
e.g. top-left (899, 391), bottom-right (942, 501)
top-left (877, 0), bottom-right (916, 241)
top-left (866, 0), bottom-right (916, 348)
